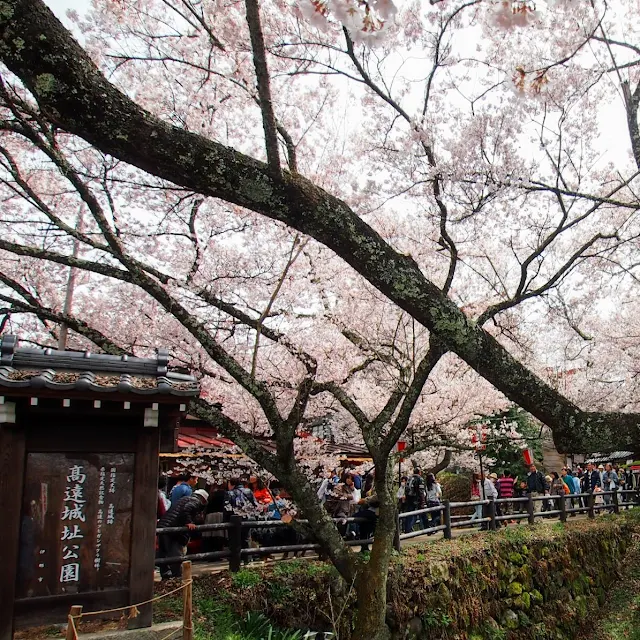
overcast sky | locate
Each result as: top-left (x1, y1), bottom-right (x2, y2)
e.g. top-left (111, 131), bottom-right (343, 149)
top-left (45, 0), bottom-right (90, 27)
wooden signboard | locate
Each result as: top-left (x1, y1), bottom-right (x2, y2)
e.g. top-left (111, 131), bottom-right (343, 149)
top-left (16, 453), bottom-right (134, 600)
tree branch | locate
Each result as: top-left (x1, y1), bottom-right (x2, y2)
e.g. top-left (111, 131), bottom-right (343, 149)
top-left (3, 0), bottom-right (638, 452)
top-left (244, 0), bottom-right (281, 175)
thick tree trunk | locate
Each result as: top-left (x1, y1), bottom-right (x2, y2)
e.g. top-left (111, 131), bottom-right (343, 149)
top-left (351, 465), bottom-right (397, 640)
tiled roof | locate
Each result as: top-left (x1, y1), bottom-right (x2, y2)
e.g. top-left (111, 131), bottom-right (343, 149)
top-left (169, 422), bottom-right (370, 459)
top-left (586, 451), bottom-right (635, 463)
top-left (0, 335), bottom-right (199, 397)
top-left (325, 441), bottom-right (370, 458)
top-left (177, 427), bottom-right (237, 449)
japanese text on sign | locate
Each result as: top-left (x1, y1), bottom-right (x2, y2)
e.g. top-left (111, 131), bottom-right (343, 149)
top-left (59, 465), bottom-right (86, 583)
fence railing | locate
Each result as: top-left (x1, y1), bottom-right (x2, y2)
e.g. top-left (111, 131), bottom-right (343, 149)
top-left (156, 489), bottom-right (640, 572)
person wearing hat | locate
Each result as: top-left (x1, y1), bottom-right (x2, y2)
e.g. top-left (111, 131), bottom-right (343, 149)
top-left (157, 488), bottom-right (209, 580)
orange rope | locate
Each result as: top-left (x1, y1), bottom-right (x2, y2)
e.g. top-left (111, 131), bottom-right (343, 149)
top-left (67, 580), bottom-right (192, 639)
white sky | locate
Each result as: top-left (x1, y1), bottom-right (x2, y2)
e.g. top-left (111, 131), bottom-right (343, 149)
top-left (45, 0), bottom-right (90, 27)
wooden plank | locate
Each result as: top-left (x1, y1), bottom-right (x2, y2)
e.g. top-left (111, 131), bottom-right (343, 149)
top-left (128, 427), bottom-right (159, 629)
top-left (26, 423), bottom-right (139, 452)
top-left (0, 424), bottom-right (26, 640)
top-left (65, 605), bottom-right (82, 640)
top-left (182, 561), bottom-right (192, 640)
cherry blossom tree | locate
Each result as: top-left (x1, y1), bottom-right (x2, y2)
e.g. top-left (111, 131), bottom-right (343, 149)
top-left (2, 0), bottom-right (640, 637)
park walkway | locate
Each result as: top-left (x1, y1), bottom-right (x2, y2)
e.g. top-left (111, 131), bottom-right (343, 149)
top-left (157, 489), bottom-right (639, 579)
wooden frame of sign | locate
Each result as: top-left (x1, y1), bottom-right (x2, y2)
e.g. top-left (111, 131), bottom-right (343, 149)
top-left (0, 393), bottom-right (184, 640)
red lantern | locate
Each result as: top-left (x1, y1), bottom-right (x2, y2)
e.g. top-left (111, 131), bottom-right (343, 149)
top-left (471, 425), bottom-right (487, 451)
top-left (396, 440), bottom-right (406, 462)
top-left (523, 448), bottom-right (534, 466)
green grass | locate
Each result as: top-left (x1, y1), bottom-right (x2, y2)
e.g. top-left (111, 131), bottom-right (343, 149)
top-left (593, 533), bottom-right (640, 639)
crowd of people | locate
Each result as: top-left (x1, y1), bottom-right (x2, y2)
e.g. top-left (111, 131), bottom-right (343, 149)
top-left (154, 461), bottom-right (637, 579)
top-left (467, 462), bottom-right (636, 529)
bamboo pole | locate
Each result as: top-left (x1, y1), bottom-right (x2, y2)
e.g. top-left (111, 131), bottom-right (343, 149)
top-left (182, 561), bottom-right (193, 640)
top-left (65, 605), bottom-right (82, 640)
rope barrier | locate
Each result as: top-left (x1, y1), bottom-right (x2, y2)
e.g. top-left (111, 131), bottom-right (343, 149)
top-left (67, 579), bottom-right (192, 639)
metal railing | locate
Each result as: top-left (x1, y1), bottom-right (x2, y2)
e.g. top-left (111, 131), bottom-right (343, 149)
top-left (156, 489), bottom-right (640, 572)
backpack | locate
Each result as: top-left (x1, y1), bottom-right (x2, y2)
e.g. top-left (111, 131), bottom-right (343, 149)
top-left (406, 475), bottom-right (423, 500)
top-left (229, 487), bottom-right (248, 510)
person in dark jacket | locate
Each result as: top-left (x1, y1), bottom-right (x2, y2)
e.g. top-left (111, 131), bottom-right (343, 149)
top-left (224, 478), bottom-right (257, 564)
top-left (404, 469), bottom-right (426, 533)
top-left (526, 464), bottom-right (548, 513)
top-left (584, 462), bottom-right (602, 492)
top-left (157, 489), bottom-right (208, 579)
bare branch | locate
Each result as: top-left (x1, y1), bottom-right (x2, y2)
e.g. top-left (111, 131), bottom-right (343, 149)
top-left (245, 0), bottom-right (281, 175)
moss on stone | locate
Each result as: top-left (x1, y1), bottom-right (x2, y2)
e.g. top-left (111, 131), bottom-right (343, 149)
top-left (157, 512), bottom-right (640, 640)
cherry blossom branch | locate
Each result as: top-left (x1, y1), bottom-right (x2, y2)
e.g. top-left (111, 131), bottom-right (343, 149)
top-left (6, 0), bottom-right (640, 452)
top-left (250, 234), bottom-right (308, 378)
top-left (0, 288), bottom-right (129, 356)
top-left (478, 232), bottom-right (618, 325)
top-left (196, 288), bottom-right (318, 374)
top-left (245, 0), bottom-right (281, 175)
top-left (381, 338), bottom-right (446, 453)
top-left (310, 381), bottom-right (369, 427)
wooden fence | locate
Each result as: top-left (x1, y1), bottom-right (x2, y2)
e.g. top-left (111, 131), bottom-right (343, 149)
top-left (155, 489), bottom-right (640, 572)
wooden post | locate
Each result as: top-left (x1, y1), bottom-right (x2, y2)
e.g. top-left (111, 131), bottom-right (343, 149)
top-left (559, 494), bottom-right (567, 523)
top-left (527, 493), bottom-right (535, 525)
top-left (612, 489), bottom-right (620, 515)
top-left (229, 515), bottom-right (243, 573)
top-left (0, 423), bottom-right (26, 640)
top-left (65, 605), bottom-right (82, 640)
top-left (128, 428), bottom-right (160, 629)
top-left (182, 561), bottom-right (193, 640)
top-left (488, 498), bottom-right (496, 531)
top-left (588, 491), bottom-right (595, 519)
top-left (443, 500), bottom-right (452, 540)
top-left (394, 513), bottom-right (401, 552)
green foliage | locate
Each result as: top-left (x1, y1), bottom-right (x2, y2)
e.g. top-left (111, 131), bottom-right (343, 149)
top-left (481, 620), bottom-right (507, 640)
top-left (237, 612), bottom-right (308, 640)
top-left (269, 582), bottom-right (293, 603)
top-left (231, 569), bottom-right (263, 590)
top-left (437, 471), bottom-right (472, 503)
top-left (191, 602), bottom-right (312, 640)
top-left (421, 609), bottom-right (452, 629)
top-left (503, 526), bottom-right (529, 545)
top-left (475, 407), bottom-right (543, 477)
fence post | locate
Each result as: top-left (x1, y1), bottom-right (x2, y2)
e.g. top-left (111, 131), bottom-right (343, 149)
top-left (65, 605), bottom-right (82, 640)
top-left (559, 493), bottom-right (567, 523)
top-left (229, 515), bottom-right (243, 572)
top-left (443, 500), bottom-right (452, 540)
top-left (612, 489), bottom-right (620, 515)
top-left (588, 491), bottom-right (595, 519)
top-left (527, 493), bottom-right (535, 525)
top-left (488, 498), bottom-right (497, 531)
top-left (394, 512), bottom-right (402, 552)
top-left (182, 561), bottom-right (193, 640)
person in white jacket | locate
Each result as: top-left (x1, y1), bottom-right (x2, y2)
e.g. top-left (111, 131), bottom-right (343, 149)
top-left (479, 473), bottom-right (498, 530)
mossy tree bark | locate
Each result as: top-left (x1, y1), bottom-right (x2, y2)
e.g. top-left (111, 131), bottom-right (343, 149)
top-left (0, 0), bottom-right (639, 453)
top-left (351, 463), bottom-right (398, 640)
top-left (3, 3), bottom-right (634, 637)
top-left (1, 0), bottom-right (638, 455)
